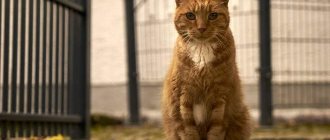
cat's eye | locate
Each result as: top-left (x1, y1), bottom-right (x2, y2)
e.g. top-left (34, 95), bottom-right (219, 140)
top-left (208, 13), bottom-right (219, 20)
top-left (186, 12), bottom-right (196, 20)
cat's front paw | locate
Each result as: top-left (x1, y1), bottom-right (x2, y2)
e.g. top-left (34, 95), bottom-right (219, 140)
top-left (179, 126), bottom-right (200, 140)
top-left (207, 126), bottom-right (226, 140)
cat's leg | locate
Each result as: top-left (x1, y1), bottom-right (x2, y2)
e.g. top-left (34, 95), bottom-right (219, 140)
top-left (223, 106), bottom-right (252, 140)
top-left (163, 95), bottom-right (184, 140)
top-left (207, 98), bottom-right (226, 140)
top-left (162, 84), bottom-right (184, 140)
top-left (179, 93), bottom-right (200, 140)
top-left (163, 113), bottom-right (182, 140)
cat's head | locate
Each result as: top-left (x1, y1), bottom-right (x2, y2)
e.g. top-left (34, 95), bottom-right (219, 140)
top-left (174, 0), bottom-right (230, 42)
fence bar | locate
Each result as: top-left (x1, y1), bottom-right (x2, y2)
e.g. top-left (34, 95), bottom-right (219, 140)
top-left (26, 122), bottom-right (31, 137)
top-left (41, 0), bottom-right (48, 115)
top-left (50, 123), bottom-right (55, 136)
top-left (68, 9), bottom-right (74, 137)
top-left (18, 122), bottom-right (23, 137)
top-left (0, 0), bottom-right (2, 56)
top-left (34, 0), bottom-right (41, 115)
top-left (36, 122), bottom-right (41, 137)
top-left (0, 1), bottom-right (2, 108)
top-left (49, 1), bottom-right (54, 115)
top-left (58, 6), bottom-right (63, 116)
top-left (27, 0), bottom-right (35, 114)
top-left (47, 2), bottom-right (54, 135)
top-left (64, 10), bottom-right (70, 116)
top-left (46, 123), bottom-right (50, 136)
top-left (2, 0), bottom-right (11, 114)
top-left (19, 0), bottom-right (27, 114)
top-left (55, 3), bottom-right (60, 115)
top-left (258, 0), bottom-right (273, 126)
top-left (62, 123), bottom-right (66, 136)
top-left (33, 0), bottom-right (42, 135)
top-left (61, 8), bottom-right (67, 115)
top-left (11, 0), bottom-right (19, 114)
top-left (9, 122), bottom-right (15, 139)
top-left (124, 0), bottom-right (141, 125)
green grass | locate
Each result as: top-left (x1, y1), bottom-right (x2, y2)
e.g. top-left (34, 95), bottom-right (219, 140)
top-left (90, 114), bottom-right (330, 139)
top-left (253, 124), bottom-right (330, 139)
top-left (92, 124), bottom-right (164, 140)
top-left (91, 124), bottom-right (330, 140)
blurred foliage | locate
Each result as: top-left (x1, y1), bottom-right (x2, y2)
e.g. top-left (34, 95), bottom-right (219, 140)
top-left (44, 135), bottom-right (67, 140)
top-left (28, 135), bottom-right (68, 140)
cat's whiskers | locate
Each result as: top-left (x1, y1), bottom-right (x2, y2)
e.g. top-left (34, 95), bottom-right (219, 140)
top-left (181, 32), bottom-right (193, 43)
top-left (182, 35), bottom-right (189, 42)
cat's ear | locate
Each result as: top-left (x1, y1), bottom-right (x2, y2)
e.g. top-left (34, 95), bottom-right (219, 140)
top-left (175, 0), bottom-right (184, 7)
top-left (220, 0), bottom-right (229, 6)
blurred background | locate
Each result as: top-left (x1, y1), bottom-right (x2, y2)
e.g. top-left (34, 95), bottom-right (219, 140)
top-left (92, 0), bottom-right (330, 123)
top-left (0, 0), bottom-right (330, 139)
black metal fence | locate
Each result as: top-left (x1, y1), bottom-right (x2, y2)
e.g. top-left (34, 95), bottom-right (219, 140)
top-left (136, 0), bottom-right (175, 83)
top-left (0, 0), bottom-right (91, 139)
top-left (271, 0), bottom-right (330, 108)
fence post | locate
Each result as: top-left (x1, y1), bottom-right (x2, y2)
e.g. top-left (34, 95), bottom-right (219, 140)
top-left (124, 0), bottom-right (141, 124)
top-left (81, 0), bottom-right (92, 138)
top-left (258, 0), bottom-right (273, 127)
top-left (69, 0), bottom-right (91, 139)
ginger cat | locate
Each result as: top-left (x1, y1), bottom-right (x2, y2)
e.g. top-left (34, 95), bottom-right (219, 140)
top-left (162, 0), bottom-right (252, 139)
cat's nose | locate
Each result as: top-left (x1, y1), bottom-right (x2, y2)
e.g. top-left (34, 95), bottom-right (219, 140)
top-left (198, 28), bottom-right (207, 33)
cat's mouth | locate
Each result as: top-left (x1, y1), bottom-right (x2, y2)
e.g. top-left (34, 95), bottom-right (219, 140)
top-left (191, 31), bottom-right (219, 41)
top-left (191, 34), bottom-right (215, 42)
top-left (196, 37), bottom-right (209, 42)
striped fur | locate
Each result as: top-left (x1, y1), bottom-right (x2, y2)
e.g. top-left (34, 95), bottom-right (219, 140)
top-left (162, 0), bottom-right (253, 139)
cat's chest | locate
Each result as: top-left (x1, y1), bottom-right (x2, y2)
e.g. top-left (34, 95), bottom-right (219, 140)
top-left (188, 43), bottom-right (216, 69)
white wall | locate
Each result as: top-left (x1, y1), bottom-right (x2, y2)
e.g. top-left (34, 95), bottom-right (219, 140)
top-left (91, 0), bottom-right (127, 85)
top-left (91, 0), bottom-right (330, 85)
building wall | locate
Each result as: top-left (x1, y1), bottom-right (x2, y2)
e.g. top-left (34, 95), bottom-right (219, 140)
top-left (91, 0), bottom-right (257, 85)
top-left (92, 0), bottom-right (330, 86)
top-left (91, 0), bottom-right (127, 85)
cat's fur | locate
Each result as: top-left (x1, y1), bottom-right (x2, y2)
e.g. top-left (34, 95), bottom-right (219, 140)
top-left (162, 0), bottom-right (252, 139)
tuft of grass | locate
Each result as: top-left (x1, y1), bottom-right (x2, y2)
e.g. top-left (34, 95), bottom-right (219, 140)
top-left (91, 114), bottom-right (124, 129)
top-left (92, 124), bottom-right (164, 140)
top-left (254, 124), bottom-right (330, 137)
